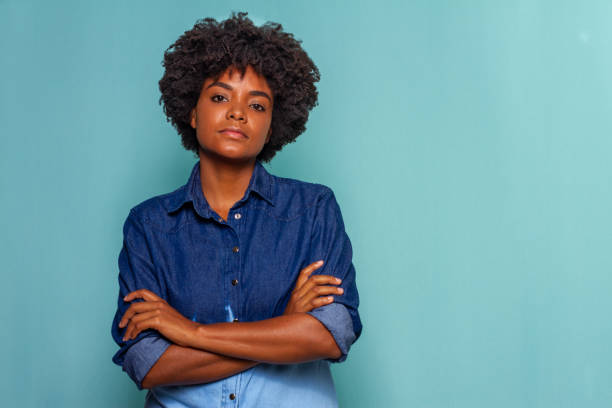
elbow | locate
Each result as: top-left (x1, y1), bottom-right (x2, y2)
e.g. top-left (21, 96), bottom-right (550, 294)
top-left (141, 372), bottom-right (156, 390)
top-left (319, 327), bottom-right (342, 360)
top-left (302, 313), bottom-right (344, 360)
top-left (327, 342), bottom-right (342, 360)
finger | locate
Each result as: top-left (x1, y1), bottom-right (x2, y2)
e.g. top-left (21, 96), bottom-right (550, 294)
top-left (124, 289), bottom-right (163, 303)
top-left (119, 301), bottom-right (163, 328)
top-left (310, 274), bottom-right (342, 285)
top-left (124, 311), bottom-right (161, 340)
top-left (123, 311), bottom-right (160, 341)
top-left (296, 260), bottom-right (325, 289)
top-left (294, 275), bottom-right (342, 301)
top-left (128, 314), bottom-right (163, 340)
top-left (310, 296), bottom-right (335, 308)
top-left (300, 285), bottom-right (344, 307)
top-left (119, 302), bottom-right (153, 328)
top-left (294, 260), bottom-right (324, 292)
top-left (295, 294), bottom-right (335, 313)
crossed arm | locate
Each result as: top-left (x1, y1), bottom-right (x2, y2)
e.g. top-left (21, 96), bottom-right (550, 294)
top-left (140, 314), bottom-right (338, 388)
top-left (118, 261), bottom-right (345, 389)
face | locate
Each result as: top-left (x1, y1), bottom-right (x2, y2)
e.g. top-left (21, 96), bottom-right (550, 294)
top-left (190, 65), bottom-right (273, 163)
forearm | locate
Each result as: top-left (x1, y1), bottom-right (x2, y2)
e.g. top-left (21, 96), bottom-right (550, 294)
top-left (142, 313), bottom-right (339, 388)
top-left (142, 344), bottom-right (259, 389)
top-left (189, 313), bottom-right (341, 364)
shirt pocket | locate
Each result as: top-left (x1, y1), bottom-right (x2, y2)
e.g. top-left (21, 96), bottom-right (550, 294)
top-left (242, 212), bottom-right (312, 320)
top-left (155, 221), bottom-right (227, 324)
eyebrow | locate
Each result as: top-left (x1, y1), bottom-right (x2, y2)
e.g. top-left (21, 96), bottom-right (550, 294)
top-left (206, 81), bottom-right (272, 102)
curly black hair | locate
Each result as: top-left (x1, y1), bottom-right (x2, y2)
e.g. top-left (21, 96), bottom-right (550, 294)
top-left (158, 11), bottom-right (320, 162)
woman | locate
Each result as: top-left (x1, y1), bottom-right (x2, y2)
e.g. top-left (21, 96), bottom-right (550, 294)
top-left (111, 12), bottom-right (362, 407)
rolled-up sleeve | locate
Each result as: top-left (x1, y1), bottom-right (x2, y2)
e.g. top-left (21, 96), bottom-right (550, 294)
top-left (110, 209), bottom-right (171, 389)
top-left (306, 188), bottom-right (363, 363)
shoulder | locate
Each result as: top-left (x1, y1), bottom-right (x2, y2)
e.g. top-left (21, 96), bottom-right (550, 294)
top-left (268, 173), bottom-right (337, 220)
top-left (125, 185), bottom-right (186, 225)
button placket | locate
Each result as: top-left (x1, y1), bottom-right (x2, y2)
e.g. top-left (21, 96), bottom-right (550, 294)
top-left (221, 375), bottom-right (238, 406)
top-left (228, 226), bottom-right (242, 327)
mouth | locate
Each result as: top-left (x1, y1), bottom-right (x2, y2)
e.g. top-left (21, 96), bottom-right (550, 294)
top-left (219, 128), bottom-right (248, 139)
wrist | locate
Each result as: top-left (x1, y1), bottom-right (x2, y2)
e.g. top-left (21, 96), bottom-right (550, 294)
top-left (188, 322), bottom-right (207, 349)
top-left (174, 321), bottom-right (201, 349)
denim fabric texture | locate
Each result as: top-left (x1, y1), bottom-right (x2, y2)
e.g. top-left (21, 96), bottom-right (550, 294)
top-left (110, 160), bottom-right (362, 406)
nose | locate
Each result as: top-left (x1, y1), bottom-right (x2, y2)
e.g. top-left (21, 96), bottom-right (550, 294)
top-left (226, 104), bottom-right (246, 123)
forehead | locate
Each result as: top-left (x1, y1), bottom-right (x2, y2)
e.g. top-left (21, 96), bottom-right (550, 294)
top-left (205, 65), bottom-right (271, 93)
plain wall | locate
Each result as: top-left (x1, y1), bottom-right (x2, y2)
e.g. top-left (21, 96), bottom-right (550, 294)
top-left (1, 0), bottom-right (611, 406)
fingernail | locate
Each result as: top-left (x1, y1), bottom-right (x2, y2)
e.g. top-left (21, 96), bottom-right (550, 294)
top-left (328, 296), bottom-right (333, 301)
top-left (316, 260), bottom-right (324, 265)
top-left (335, 278), bottom-right (342, 284)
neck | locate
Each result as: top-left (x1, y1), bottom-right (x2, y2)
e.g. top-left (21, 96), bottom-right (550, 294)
top-left (197, 150), bottom-right (256, 217)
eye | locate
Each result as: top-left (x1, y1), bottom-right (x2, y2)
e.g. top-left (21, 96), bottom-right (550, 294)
top-left (211, 94), bottom-right (228, 103)
top-left (250, 103), bottom-right (266, 112)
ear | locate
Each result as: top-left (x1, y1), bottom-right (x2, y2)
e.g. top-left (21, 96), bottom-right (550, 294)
top-left (190, 108), bottom-right (196, 129)
top-left (265, 129), bottom-right (271, 144)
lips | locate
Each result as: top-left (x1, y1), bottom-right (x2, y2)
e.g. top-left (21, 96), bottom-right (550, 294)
top-left (220, 128), bottom-right (248, 139)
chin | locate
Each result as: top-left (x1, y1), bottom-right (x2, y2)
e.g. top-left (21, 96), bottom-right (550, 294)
top-left (200, 146), bottom-right (260, 163)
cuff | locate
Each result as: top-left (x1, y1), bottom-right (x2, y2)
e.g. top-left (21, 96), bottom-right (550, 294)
top-left (123, 334), bottom-right (171, 390)
top-left (306, 303), bottom-right (356, 363)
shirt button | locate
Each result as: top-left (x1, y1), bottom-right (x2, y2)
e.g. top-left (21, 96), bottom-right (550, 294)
top-left (232, 246), bottom-right (239, 253)
top-left (231, 279), bottom-right (238, 286)
top-left (218, 217), bottom-right (223, 223)
top-left (233, 318), bottom-right (239, 322)
top-left (234, 213), bottom-right (242, 220)
top-left (229, 393), bottom-right (236, 400)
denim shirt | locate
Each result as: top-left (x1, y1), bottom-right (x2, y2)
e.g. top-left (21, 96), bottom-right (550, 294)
top-left (110, 160), bottom-right (362, 407)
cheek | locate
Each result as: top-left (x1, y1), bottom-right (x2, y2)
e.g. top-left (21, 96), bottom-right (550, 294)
top-left (195, 107), bottom-right (223, 131)
top-left (258, 114), bottom-right (273, 135)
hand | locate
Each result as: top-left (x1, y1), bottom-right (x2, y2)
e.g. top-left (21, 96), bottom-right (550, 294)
top-left (119, 289), bottom-right (200, 347)
top-left (283, 260), bottom-right (344, 315)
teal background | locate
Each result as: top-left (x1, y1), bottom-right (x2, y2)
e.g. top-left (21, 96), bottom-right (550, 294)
top-left (1, 0), bottom-right (611, 406)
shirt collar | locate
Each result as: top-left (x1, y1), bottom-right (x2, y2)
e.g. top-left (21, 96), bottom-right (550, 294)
top-left (166, 160), bottom-right (275, 217)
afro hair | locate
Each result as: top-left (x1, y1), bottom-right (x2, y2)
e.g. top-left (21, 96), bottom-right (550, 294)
top-left (158, 11), bottom-right (320, 162)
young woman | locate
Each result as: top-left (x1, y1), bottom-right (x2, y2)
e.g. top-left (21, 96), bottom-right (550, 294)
top-left (111, 12), bottom-right (362, 407)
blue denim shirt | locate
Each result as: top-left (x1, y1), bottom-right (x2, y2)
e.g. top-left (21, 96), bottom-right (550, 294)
top-left (110, 160), bottom-right (362, 407)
